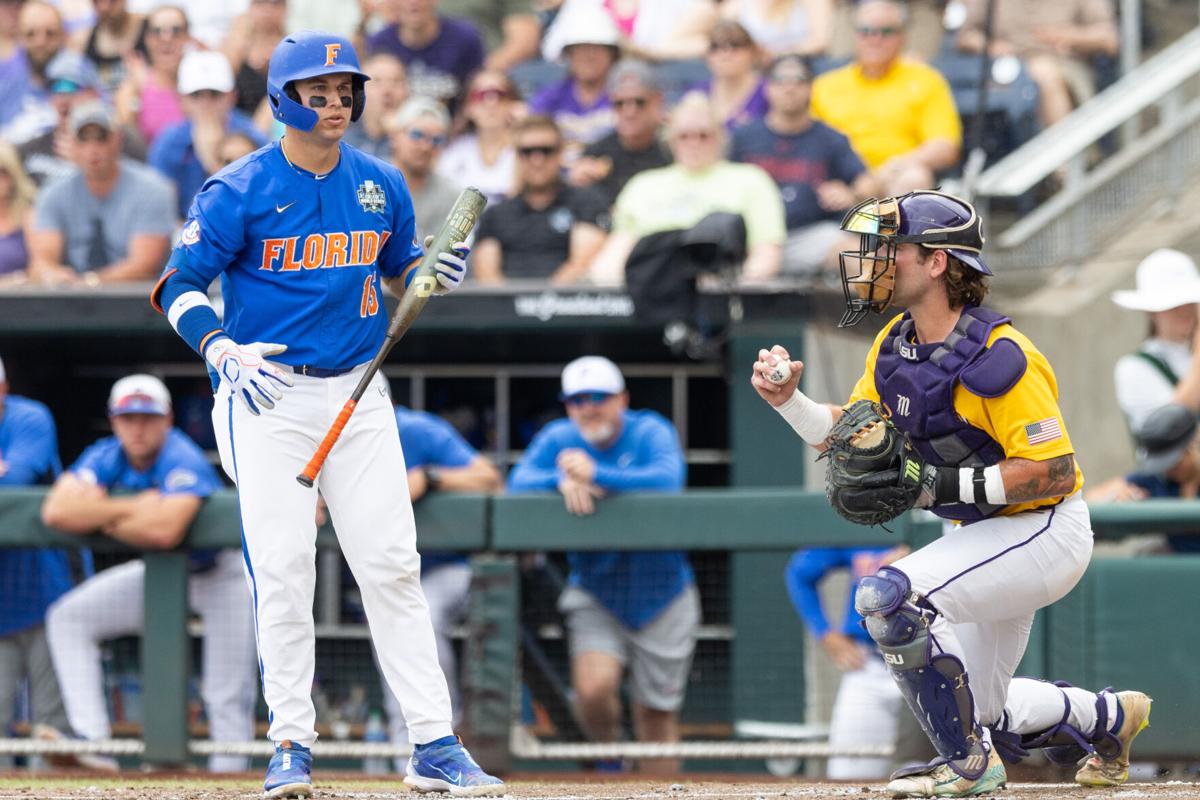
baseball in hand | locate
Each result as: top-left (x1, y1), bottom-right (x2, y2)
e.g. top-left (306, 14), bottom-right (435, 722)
top-left (765, 359), bottom-right (792, 385)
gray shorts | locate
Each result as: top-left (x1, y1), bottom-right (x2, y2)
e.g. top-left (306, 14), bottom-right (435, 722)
top-left (558, 584), bottom-right (701, 712)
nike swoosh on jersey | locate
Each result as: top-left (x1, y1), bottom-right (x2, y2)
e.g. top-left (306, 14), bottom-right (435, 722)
top-left (276, 202), bottom-right (297, 213)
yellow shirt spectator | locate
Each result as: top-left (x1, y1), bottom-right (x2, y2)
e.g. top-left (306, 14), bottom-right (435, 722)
top-left (811, 58), bottom-right (962, 170)
top-left (612, 161), bottom-right (787, 249)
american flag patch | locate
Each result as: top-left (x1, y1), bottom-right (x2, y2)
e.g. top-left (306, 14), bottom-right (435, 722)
top-left (1025, 417), bottom-right (1063, 445)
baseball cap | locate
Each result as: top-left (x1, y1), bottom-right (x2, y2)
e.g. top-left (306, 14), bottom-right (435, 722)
top-left (178, 50), bottom-right (235, 95)
top-left (1133, 403), bottom-right (1197, 476)
top-left (108, 374), bottom-right (172, 417)
top-left (561, 356), bottom-right (625, 399)
top-left (388, 95), bottom-right (450, 132)
top-left (69, 101), bottom-right (115, 135)
top-left (46, 50), bottom-right (101, 93)
top-left (1112, 249), bottom-right (1200, 313)
top-left (607, 59), bottom-right (662, 96)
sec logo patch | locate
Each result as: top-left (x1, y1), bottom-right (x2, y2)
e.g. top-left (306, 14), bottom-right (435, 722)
top-left (181, 220), bottom-right (200, 246)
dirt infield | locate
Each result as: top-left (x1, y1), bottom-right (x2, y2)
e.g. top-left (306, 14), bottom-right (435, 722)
top-left (2, 776), bottom-right (1200, 800)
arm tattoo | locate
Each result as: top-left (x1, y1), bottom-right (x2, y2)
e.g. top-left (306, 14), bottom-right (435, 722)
top-left (1003, 455), bottom-right (1076, 503)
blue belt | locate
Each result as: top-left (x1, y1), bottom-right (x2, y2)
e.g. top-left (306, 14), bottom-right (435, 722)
top-left (296, 365), bottom-right (354, 378)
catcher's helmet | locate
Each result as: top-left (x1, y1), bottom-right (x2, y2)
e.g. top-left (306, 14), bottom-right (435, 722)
top-left (836, 190), bottom-right (989, 327)
top-left (266, 31), bottom-right (369, 132)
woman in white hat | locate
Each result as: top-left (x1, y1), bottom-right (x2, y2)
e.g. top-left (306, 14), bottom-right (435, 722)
top-left (1112, 248), bottom-right (1200, 431)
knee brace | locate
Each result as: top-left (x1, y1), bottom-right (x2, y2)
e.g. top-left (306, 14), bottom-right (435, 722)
top-left (855, 567), bottom-right (988, 776)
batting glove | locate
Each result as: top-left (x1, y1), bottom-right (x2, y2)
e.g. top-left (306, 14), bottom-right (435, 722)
top-left (424, 236), bottom-right (469, 294)
top-left (205, 339), bottom-right (294, 416)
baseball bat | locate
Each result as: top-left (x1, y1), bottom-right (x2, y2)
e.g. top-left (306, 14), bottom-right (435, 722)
top-left (296, 187), bottom-right (487, 487)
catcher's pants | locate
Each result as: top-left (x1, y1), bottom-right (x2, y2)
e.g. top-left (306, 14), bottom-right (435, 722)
top-left (826, 649), bottom-right (904, 780)
top-left (212, 366), bottom-right (453, 747)
top-left (892, 493), bottom-right (1111, 739)
top-left (45, 551), bottom-right (257, 772)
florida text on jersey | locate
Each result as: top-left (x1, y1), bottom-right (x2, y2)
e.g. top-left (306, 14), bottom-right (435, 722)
top-left (155, 142), bottom-right (422, 372)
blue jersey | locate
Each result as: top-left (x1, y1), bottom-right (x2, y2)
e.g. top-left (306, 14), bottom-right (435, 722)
top-left (166, 141), bottom-right (423, 373)
top-left (507, 409), bottom-right (692, 629)
top-left (395, 406), bottom-right (477, 573)
top-left (784, 547), bottom-right (896, 645)
top-left (0, 395), bottom-right (72, 637)
top-left (71, 428), bottom-right (223, 571)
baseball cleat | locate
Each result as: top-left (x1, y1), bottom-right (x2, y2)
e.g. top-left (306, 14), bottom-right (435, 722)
top-left (31, 724), bottom-right (120, 772)
top-left (264, 739), bottom-right (313, 798)
top-left (1074, 691), bottom-right (1152, 787)
top-left (887, 746), bottom-right (1006, 797)
top-left (404, 736), bottom-right (505, 796)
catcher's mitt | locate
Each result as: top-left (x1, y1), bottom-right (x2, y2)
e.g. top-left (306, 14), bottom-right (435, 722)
top-left (821, 399), bottom-right (928, 526)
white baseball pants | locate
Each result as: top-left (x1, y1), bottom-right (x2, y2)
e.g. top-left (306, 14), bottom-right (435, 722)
top-left (212, 365), bottom-right (453, 747)
top-left (894, 493), bottom-right (1108, 740)
top-left (382, 560), bottom-right (471, 762)
top-left (45, 550), bottom-right (257, 772)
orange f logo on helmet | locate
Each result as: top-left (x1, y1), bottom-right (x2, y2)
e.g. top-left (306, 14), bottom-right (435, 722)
top-left (324, 43), bottom-right (341, 66)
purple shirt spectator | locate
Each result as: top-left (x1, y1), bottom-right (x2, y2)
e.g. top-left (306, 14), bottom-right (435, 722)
top-left (528, 78), bottom-right (615, 156)
top-left (693, 77), bottom-right (769, 131)
top-left (0, 51), bottom-right (31, 128)
top-left (367, 16), bottom-right (484, 112)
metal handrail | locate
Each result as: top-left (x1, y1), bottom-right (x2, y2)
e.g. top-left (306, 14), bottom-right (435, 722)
top-left (976, 26), bottom-right (1200, 198)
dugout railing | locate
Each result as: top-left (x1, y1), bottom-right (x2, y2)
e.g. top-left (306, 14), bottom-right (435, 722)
top-left (1, 488), bottom-right (1197, 772)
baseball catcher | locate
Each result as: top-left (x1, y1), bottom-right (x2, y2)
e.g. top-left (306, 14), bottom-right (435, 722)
top-left (749, 190), bottom-right (1151, 799)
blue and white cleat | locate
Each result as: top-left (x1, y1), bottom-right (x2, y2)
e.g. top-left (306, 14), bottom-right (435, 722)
top-left (404, 736), bottom-right (505, 796)
top-left (264, 740), bottom-right (313, 799)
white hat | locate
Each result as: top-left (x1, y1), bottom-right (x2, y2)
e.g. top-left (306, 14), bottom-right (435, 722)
top-left (178, 50), bottom-right (235, 96)
top-left (556, 6), bottom-right (621, 51)
top-left (561, 356), bottom-right (625, 399)
top-left (1111, 249), bottom-right (1200, 312)
top-left (108, 374), bottom-right (172, 416)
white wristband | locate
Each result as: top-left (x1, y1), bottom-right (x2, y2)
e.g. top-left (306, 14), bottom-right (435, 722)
top-left (775, 390), bottom-right (834, 446)
top-left (957, 464), bottom-right (1007, 505)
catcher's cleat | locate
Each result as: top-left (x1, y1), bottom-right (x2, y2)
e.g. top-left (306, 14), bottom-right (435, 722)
top-left (1074, 691), bottom-right (1152, 787)
top-left (263, 739), bottom-right (313, 798)
top-left (887, 747), bottom-right (1006, 798)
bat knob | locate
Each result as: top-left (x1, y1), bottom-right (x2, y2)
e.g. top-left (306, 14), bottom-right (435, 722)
top-left (296, 474), bottom-right (314, 488)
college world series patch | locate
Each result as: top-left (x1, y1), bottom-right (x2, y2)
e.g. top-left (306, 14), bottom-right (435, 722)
top-left (357, 180), bottom-right (386, 213)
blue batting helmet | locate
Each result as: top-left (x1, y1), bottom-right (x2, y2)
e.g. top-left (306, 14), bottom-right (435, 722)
top-left (266, 31), bottom-right (370, 132)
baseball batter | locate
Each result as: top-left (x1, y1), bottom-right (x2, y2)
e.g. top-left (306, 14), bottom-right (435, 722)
top-left (150, 31), bottom-right (501, 798)
top-left (752, 191), bottom-right (1151, 798)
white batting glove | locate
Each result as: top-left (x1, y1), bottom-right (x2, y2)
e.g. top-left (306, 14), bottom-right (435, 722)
top-left (205, 339), bottom-right (294, 416)
top-left (423, 236), bottom-right (469, 294)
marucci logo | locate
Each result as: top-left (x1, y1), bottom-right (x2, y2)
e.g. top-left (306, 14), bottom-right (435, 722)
top-left (896, 394), bottom-right (911, 416)
top-left (513, 291), bottom-right (634, 321)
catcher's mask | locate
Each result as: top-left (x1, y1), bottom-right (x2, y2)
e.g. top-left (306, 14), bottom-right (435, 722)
top-left (837, 190), bottom-right (990, 327)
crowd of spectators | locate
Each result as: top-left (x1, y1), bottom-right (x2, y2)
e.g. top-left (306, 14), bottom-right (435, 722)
top-left (0, 0), bottom-right (1126, 289)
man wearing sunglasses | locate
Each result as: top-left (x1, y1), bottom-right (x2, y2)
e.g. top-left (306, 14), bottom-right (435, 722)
top-left (569, 59), bottom-right (671, 210)
top-left (751, 190), bottom-right (1151, 797)
top-left (508, 356), bottom-right (698, 775)
top-left (386, 96), bottom-right (460, 242)
top-left (19, 49), bottom-right (147, 188)
top-left (811, 0), bottom-right (961, 196)
top-left (1, 1), bottom-right (67, 141)
top-left (472, 114), bottom-right (610, 284)
top-left (149, 50), bottom-right (267, 219)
